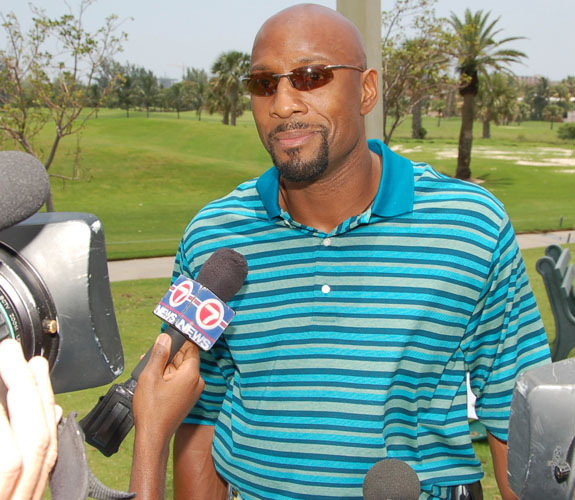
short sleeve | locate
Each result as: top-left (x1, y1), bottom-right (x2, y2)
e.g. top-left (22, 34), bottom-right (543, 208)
top-left (462, 216), bottom-right (551, 440)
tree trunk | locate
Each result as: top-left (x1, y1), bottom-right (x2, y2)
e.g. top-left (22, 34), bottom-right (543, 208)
top-left (456, 93), bottom-right (474, 180)
top-left (230, 87), bottom-right (238, 126)
top-left (482, 120), bottom-right (491, 139)
top-left (445, 89), bottom-right (456, 117)
top-left (411, 102), bottom-right (423, 139)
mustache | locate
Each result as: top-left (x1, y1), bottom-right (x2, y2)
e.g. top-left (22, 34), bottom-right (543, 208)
top-left (267, 122), bottom-right (327, 143)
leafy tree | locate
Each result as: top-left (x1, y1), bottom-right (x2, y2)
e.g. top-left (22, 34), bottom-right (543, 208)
top-left (558, 123), bottom-right (575, 140)
top-left (447, 9), bottom-right (525, 179)
top-left (475, 72), bottom-right (518, 138)
top-left (0, 0), bottom-right (126, 210)
top-left (184, 67), bottom-right (209, 120)
top-left (95, 57), bottom-right (124, 108)
top-left (430, 98), bottom-right (445, 127)
top-left (210, 50), bottom-right (250, 126)
top-left (165, 81), bottom-right (194, 119)
top-left (381, 0), bottom-right (452, 144)
top-left (562, 76), bottom-right (575, 105)
top-left (543, 104), bottom-right (564, 129)
top-left (115, 64), bottom-right (138, 117)
top-left (206, 78), bottom-right (232, 123)
top-left (530, 77), bottom-right (550, 120)
top-left (515, 100), bottom-right (530, 125)
top-left (134, 67), bottom-right (159, 117)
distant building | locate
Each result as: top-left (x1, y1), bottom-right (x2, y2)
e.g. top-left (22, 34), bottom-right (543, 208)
top-left (516, 75), bottom-right (543, 86)
top-left (516, 75), bottom-right (560, 86)
top-left (158, 77), bottom-right (178, 89)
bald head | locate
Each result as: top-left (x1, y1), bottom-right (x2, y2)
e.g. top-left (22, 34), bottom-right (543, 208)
top-left (252, 4), bottom-right (367, 70)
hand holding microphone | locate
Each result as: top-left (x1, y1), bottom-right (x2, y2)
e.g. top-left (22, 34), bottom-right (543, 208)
top-left (129, 333), bottom-right (205, 500)
top-left (81, 247), bottom-right (248, 456)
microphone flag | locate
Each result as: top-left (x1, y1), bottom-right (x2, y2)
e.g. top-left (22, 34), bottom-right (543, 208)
top-left (154, 275), bottom-right (235, 350)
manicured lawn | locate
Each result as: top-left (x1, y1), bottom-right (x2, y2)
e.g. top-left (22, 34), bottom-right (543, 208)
top-left (36, 110), bottom-right (574, 260)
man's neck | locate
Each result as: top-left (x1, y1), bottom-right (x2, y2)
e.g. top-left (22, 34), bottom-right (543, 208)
top-left (279, 149), bottom-right (382, 233)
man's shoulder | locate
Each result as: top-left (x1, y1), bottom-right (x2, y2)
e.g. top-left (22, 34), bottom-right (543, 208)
top-left (180, 176), bottom-right (268, 243)
top-left (412, 161), bottom-right (506, 216)
top-left (198, 177), bottom-right (261, 214)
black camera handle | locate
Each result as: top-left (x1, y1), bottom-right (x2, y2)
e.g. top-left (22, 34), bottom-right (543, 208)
top-left (80, 327), bottom-right (185, 456)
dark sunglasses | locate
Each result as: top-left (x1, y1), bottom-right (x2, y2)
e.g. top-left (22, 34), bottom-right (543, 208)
top-left (242, 64), bottom-right (365, 97)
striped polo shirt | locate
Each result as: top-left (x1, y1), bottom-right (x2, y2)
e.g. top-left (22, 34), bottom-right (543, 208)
top-left (174, 139), bottom-right (550, 500)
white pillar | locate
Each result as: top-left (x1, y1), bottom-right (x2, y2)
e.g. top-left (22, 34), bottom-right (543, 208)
top-left (336, 0), bottom-right (383, 142)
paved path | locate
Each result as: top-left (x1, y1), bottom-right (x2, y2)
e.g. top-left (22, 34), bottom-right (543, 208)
top-left (107, 230), bottom-right (575, 282)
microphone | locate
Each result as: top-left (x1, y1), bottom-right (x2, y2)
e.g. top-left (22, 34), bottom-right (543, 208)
top-left (0, 151), bottom-right (50, 231)
top-left (363, 459), bottom-right (420, 500)
top-left (80, 248), bottom-right (248, 456)
top-left (131, 247), bottom-right (248, 378)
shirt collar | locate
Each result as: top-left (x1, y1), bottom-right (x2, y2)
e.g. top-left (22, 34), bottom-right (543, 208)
top-left (256, 139), bottom-right (414, 221)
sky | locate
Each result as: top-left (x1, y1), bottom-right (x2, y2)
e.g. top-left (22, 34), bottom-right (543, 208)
top-left (2, 0), bottom-right (574, 82)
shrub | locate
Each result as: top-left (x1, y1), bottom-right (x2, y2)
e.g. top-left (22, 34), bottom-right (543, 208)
top-left (558, 123), bottom-right (575, 140)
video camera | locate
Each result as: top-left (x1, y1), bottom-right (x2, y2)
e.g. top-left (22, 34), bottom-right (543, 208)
top-left (0, 150), bottom-right (124, 393)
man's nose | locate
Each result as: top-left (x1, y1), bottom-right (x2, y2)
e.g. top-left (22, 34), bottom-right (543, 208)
top-left (269, 76), bottom-right (307, 118)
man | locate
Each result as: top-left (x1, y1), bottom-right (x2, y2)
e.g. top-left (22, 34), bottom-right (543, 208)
top-left (172, 4), bottom-right (550, 499)
top-left (0, 334), bottom-right (203, 500)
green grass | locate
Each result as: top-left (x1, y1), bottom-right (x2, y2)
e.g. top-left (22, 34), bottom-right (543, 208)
top-left (31, 110), bottom-right (575, 260)
top-left (46, 109), bottom-right (270, 259)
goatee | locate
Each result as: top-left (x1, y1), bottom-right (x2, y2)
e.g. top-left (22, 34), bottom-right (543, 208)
top-left (268, 123), bottom-right (329, 182)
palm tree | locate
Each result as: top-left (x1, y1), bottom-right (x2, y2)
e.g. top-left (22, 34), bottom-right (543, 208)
top-left (135, 68), bottom-right (159, 118)
top-left (475, 72), bottom-right (518, 138)
top-left (210, 50), bottom-right (250, 126)
top-left (448, 9), bottom-right (525, 179)
top-left (184, 67), bottom-right (209, 120)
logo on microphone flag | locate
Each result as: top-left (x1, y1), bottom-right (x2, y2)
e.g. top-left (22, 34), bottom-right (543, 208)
top-left (153, 275), bottom-right (235, 350)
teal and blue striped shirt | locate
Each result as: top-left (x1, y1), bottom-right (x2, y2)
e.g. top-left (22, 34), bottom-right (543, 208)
top-left (173, 140), bottom-right (550, 499)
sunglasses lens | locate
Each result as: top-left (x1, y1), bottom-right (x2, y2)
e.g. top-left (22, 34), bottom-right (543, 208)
top-left (292, 66), bottom-right (333, 91)
top-left (244, 65), bottom-right (336, 96)
top-left (245, 73), bottom-right (277, 97)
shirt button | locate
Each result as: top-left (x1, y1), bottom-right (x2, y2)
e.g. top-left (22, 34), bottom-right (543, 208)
top-left (321, 284), bottom-right (331, 294)
top-left (323, 238), bottom-right (331, 247)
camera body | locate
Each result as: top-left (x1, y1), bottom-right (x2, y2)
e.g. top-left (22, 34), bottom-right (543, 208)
top-left (0, 212), bottom-right (124, 393)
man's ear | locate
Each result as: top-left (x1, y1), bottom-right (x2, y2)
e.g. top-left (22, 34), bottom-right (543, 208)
top-left (360, 68), bottom-right (378, 116)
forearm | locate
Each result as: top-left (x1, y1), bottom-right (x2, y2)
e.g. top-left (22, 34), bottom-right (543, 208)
top-left (129, 426), bottom-right (171, 500)
top-left (487, 431), bottom-right (518, 500)
top-left (130, 334), bottom-right (205, 500)
top-left (173, 424), bottom-right (228, 500)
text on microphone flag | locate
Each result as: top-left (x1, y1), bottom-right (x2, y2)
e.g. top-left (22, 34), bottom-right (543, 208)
top-left (154, 275), bottom-right (235, 350)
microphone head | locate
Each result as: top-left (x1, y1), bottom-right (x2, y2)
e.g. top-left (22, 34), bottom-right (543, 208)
top-left (196, 248), bottom-right (248, 302)
top-left (0, 151), bottom-right (50, 231)
top-left (363, 459), bottom-right (420, 500)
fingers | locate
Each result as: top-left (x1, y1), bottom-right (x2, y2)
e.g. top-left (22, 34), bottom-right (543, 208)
top-left (141, 333), bottom-right (173, 379)
top-left (172, 339), bottom-right (200, 367)
top-left (0, 340), bottom-right (54, 500)
top-left (0, 386), bottom-right (21, 500)
top-left (27, 357), bottom-right (58, 500)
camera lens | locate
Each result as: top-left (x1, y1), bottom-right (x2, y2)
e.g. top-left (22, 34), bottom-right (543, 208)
top-left (0, 243), bottom-right (58, 365)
